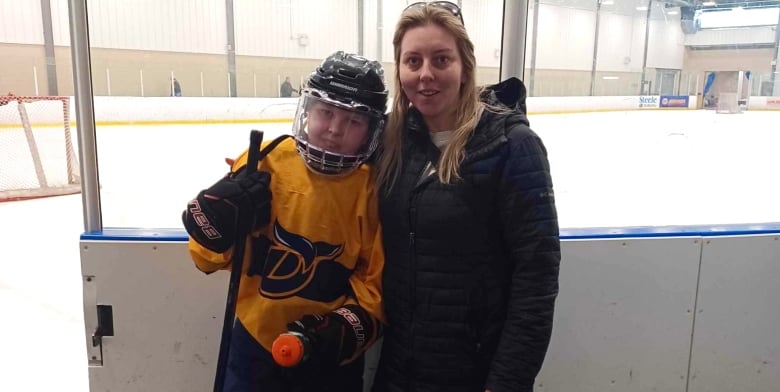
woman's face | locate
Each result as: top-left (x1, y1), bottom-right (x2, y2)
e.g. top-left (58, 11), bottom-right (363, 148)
top-left (399, 23), bottom-right (463, 131)
top-left (306, 101), bottom-right (370, 155)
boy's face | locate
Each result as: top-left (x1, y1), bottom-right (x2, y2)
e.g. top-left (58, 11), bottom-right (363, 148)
top-left (306, 101), bottom-right (370, 155)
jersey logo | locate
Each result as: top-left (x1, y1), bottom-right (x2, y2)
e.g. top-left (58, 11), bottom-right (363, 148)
top-left (259, 220), bottom-right (344, 299)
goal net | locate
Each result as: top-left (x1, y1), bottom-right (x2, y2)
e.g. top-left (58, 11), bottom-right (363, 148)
top-left (0, 94), bottom-right (81, 201)
top-left (716, 92), bottom-right (742, 114)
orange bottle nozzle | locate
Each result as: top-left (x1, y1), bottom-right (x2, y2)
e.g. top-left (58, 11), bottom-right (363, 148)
top-left (272, 333), bottom-right (305, 367)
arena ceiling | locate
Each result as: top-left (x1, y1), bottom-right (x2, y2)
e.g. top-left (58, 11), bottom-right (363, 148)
top-left (697, 0), bottom-right (780, 10)
top-left (540, 0), bottom-right (780, 13)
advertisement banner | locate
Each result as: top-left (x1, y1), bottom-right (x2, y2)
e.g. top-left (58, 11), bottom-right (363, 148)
top-left (659, 95), bottom-right (689, 108)
top-left (638, 96), bottom-right (659, 108)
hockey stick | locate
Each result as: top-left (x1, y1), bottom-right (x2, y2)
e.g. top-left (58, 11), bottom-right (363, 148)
top-left (213, 130), bottom-right (263, 392)
top-left (213, 131), bottom-right (292, 391)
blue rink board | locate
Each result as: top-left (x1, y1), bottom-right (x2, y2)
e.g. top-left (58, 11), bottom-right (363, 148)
top-left (81, 222), bottom-right (780, 241)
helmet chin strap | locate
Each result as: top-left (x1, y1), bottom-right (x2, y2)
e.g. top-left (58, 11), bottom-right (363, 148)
top-left (295, 139), bottom-right (365, 177)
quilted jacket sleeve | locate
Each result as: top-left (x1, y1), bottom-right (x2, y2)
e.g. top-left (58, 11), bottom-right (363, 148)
top-left (485, 118), bottom-right (561, 392)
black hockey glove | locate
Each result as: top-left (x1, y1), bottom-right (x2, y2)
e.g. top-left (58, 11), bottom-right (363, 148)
top-left (182, 165), bottom-right (271, 254)
top-left (286, 304), bottom-right (378, 367)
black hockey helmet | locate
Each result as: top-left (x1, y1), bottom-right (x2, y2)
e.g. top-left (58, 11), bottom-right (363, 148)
top-left (306, 51), bottom-right (388, 114)
top-left (293, 52), bottom-right (388, 176)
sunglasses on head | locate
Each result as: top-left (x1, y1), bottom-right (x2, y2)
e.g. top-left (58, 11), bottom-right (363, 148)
top-left (404, 1), bottom-right (465, 26)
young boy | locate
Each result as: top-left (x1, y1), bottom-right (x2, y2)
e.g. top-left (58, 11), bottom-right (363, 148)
top-left (182, 51), bottom-right (387, 392)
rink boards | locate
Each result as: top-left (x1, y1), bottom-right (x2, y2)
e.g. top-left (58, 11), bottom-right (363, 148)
top-left (80, 226), bottom-right (780, 392)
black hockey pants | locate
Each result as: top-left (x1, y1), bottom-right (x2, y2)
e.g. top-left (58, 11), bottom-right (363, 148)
top-left (222, 320), bottom-right (364, 392)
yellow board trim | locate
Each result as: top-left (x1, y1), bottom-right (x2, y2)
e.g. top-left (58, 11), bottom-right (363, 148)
top-left (3, 107), bottom-right (779, 129)
top-left (0, 117), bottom-right (294, 129)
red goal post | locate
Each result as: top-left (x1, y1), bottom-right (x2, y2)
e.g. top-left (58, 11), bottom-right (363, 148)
top-left (0, 94), bottom-right (81, 201)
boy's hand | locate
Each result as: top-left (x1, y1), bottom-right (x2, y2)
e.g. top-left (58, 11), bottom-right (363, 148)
top-left (287, 305), bottom-right (375, 366)
top-left (182, 166), bottom-right (272, 253)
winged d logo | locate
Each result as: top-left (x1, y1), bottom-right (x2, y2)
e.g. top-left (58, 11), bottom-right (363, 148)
top-left (259, 220), bottom-right (344, 299)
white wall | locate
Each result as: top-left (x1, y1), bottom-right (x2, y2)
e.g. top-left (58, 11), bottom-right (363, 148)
top-left (646, 15), bottom-right (685, 69)
top-left (527, 4), bottom-right (684, 72)
top-left (234, 0), bottom-right (359, 59)
top-left (89, 0), bottom-right (227, 54)
top-left (375, 0), bottom-right (505, 68)
top-left (684, 25), bottom-right (777, 47)
top-left (464, 0), bottom-right (504, 69)
top-left (534, 5), bottom-right (596, 71)
top-left (50, 0), bottom-right (72, 46)
top-left (47, 0), bottom-right (229, 53)
top-left (1, 0), bottom-right (688, 74)
top-left (0, 0), bottom-right (44, 45)
top-left (596, 13), bottom-right (637, 72)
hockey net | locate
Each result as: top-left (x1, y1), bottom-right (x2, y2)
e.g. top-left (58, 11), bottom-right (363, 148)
top-left (0, 94), bottom-right (81, 201)
top-left (716, 92), bottom-right (742, 114)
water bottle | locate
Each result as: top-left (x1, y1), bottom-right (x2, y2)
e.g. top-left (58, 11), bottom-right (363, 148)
top-left (271, 331), bottom-right (312, 367)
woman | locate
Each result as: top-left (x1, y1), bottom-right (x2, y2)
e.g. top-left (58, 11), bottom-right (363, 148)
top-left (372, 3), bottom-right (560, 392)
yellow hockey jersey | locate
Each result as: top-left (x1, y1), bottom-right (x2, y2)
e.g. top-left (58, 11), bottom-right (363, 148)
top-left (187, 137), bottom-right (385, 353)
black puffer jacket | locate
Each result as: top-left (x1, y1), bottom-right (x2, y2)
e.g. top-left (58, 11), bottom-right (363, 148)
top-left (373, 78), bottom-right (560, 392)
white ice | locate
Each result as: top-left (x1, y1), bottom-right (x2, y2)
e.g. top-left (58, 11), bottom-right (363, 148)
top-left (0, 122), bottom-right (292, 392)
top-left (1, 109), bottom-right (779, 391)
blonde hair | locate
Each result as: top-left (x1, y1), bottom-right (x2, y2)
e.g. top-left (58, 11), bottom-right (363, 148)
top-left (375, 4), bottom-right (482, 188)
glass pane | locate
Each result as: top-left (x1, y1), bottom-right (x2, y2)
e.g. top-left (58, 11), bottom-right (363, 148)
top-left (0, 2), bottom-right (86, 391)
top-left (67, 0), bottom-right (503, 228)
top-left (525, 0), bottom-right (780, 227)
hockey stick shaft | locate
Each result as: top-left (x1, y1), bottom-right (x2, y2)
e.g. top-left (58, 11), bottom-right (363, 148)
top-left (214, 129), bottom-right (264, 392)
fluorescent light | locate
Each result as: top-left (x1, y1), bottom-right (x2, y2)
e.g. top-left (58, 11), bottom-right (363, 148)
top-left (702, 1), bottom-right (716, 5)
top-left (667, 10), bottom-right (678, 15)
top-left (601, 0), bottom-right (614, 4)
top-left (602, 76), bottom-right (620, 80)
top-left (636, 6), bottom-right (648, 11)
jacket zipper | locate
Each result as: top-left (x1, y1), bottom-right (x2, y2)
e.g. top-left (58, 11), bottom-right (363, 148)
top-left (409, 160), bottom-right (430, 253)
top-left (407, 160), bottom-right (429, 388)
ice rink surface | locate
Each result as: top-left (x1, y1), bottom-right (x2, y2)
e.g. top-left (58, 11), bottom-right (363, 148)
top-left (1, 109), bottom-right (779, 391)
